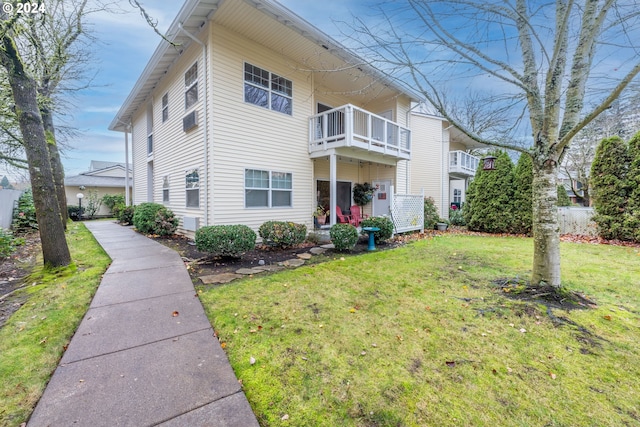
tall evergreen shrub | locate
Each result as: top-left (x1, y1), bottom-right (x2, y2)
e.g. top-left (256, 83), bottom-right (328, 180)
top-left (464, 150), bottom-right (515, 233)
top-left (557, 185), bottom-right (572, 207)
top-left (624, 131), bottom-right (640, 241)
top-left (512, 154), bottom-right (533, 234)
top-left (590, 136), bottom-right (630, 240)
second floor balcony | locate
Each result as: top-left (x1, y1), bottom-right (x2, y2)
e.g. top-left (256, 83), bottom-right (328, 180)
top-left (309, 104), bottom-right (411, 161)
top-left (449, 150), bottom-right (479, 178)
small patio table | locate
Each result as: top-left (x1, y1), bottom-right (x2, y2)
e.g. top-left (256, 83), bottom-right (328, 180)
top-left (362, 226), bottom-right (380, 251)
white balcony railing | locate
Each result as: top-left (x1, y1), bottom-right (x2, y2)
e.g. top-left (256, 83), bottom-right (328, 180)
top-left (449, 150), bottom-right (479, 177)
top-left (309, 104), bottom-right (411, 160)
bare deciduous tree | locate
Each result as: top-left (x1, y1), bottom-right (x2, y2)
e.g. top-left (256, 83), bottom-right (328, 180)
top-left (346, 0), bottom-right (640, 288)
top-left (0, 0), bottom-right (100, 266)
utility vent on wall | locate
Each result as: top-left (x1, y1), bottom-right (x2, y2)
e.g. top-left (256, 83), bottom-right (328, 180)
top-left (183, 216), bottom-right (200, 231)
top-left (183, 110), bottom-right (198, 132)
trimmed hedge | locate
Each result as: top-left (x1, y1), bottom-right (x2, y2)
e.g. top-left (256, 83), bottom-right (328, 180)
top-left (195, 225), bottom-right (256, 258)
top-left (114, 204), bottom-right (135, 225)
top-left (330, 223), bottom-right (359, 251)
top-left (132, 203), bottom-right (178, 236)
top-left (360, 216), bottom-right (394, 244)
top-left (259, 221), bottom-right (307, 248)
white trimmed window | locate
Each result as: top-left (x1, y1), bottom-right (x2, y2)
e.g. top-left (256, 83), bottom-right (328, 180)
top-left (453, 189), bottom-right (462, 205)
top-left (162, 93), bottom-right (169, 122)
top-left (185, 169), bottom-right (200, 208)
top-left (185, 63), bottom-right (198, 110)
top-left (244, 63), bottom-right (292, 115)
top-left (162, 176), bottom-right (170, 203)
top-left (245, 169), bottom-right (292, 208)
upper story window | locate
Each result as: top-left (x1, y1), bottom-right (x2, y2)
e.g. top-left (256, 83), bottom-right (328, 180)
top-left (185, 63), bottom-right (198, 110)
top-left (162, 93), bottom-right (169, 122)
top-left (244, 63), bottom-right (292, 115)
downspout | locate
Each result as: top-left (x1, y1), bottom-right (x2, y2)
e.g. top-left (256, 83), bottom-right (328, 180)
top-left (179, 23), bottom-right (210, 226)
top-left (124, 123), bottom-right (130, 206)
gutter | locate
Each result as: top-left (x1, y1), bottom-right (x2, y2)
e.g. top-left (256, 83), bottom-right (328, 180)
top-left (178, 22), bottom-right (210, 227)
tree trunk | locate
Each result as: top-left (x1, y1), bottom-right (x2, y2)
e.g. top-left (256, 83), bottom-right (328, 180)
top-left (42, 108), bottom-right (69, 227)
top-left (531, 158), bottom-right (561, 287)
top-left (1, 38), bottom-right (71, 267)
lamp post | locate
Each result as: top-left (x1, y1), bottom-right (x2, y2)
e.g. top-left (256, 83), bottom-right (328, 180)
top-left (77, 193), bottom-right (84, 220)
top-left (482, 156), bottom-right (497, 171)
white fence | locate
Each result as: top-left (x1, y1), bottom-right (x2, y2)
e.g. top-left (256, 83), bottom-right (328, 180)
top-left (558, 207), bottom-right (597, 236)
top-left (0, 189), bottom-right (23, 229)
top-left (391, 187), bottom-right (424, 233)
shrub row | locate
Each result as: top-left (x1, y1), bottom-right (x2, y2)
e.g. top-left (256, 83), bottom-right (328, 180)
top-left (195, 225), bottom-right (256, 257)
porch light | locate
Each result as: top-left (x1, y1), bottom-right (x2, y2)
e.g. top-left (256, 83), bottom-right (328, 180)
top-left (482, 156), bottom-right (497, 171)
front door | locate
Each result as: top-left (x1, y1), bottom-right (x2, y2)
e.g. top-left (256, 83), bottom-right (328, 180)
top-left (372, 180), bottom-right (391, 217)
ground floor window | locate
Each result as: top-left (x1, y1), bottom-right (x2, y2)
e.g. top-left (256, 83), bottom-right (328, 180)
top-left (186, 169), bottom-right (199, 208)
top-left (163, 176), bottom-right (170, 204)
top-left (245, 169), bottom-right (292, 208)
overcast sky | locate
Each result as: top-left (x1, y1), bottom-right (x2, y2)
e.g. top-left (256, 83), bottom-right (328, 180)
top-left (55, 0), bottom-right (356, 178)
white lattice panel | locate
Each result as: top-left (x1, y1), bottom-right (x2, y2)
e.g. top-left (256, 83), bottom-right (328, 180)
top-left (392, 193), bottom-right (424, 233)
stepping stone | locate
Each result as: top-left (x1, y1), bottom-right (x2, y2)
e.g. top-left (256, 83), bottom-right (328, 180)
top-left (199, 273), bottom-right (243, 284)
top-left (320, 244), bottom-right (335, 249)
top-left (309, 247), bottom-right (327, 255)
top-left (297, 253), bottom-right (313, 260)
top-left (235, 268), bottom-right (265, 275)
top-left (280, 258), bottom-right (305, 267)
top-left (259, 265), bottom-right (284, 272)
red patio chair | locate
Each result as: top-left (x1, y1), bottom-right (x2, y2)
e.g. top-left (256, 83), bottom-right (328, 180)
top-left (336, 206), bottom-right (355, 225)
top-left (350, 205), bottom-right (368, 227)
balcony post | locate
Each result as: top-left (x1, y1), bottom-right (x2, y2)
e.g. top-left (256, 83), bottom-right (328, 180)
top-left (345, 105), bottom-right (353, 147)
top-left (330, 153), bottom-right (337, 226)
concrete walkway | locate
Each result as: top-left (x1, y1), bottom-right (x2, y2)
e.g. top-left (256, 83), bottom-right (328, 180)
top-left (28, 221), bottom-right (259, 427)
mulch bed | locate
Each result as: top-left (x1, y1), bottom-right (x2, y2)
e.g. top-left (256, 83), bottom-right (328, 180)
top-left (150, 233), bottom-right (402, 283)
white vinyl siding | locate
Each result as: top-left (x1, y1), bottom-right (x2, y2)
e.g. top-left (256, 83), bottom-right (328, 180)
top-left (244, 63), bottom-right (292, 115)
top-left (245, 169), bottom-right (292, 208)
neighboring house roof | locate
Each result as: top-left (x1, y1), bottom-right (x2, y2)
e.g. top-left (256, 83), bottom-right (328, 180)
top-left (109, 0), bottom-right (422, 132)
top-left (65, 174), bottom-right (132, 188)
top-left (65, 161), bottom-right (132, 188)
top-left (90, 160), bottom-right (127, 171)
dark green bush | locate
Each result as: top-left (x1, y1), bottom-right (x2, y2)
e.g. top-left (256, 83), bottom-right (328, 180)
top-left (258, 221), bottom-right (307, 248)
top-left (12, 190), bottom-right (38, 234)
top-left (114, 204), bottom-right (135, 225)
top-left (448, 206), bottom-right (465, 226)
top-left (68, 205), bottom-right (85, 221)
top-left (360, 216), bottom-right (394, 244)
top-left (102, 194), bottom-right (125, 212)
top-left (330, 223), bottom-right (359, 251)
top-left (0, 228), bottom-right (15, 259)
top-left (132, 202), bottom-right (178, 235)
top-left (195, 225), bottom-right (256, 257)
top-left (591, 136), bottom-right (630, 240)
top-left (424, 197), bottom-right (439, 230)
top-left (557, 185), bottom-right (572, 207)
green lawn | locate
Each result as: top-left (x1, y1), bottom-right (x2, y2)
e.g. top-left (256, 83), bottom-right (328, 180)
top-left (0, 223), bottom-right (110, 427)
top-left (198, 234), bottom-right (640, 427)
